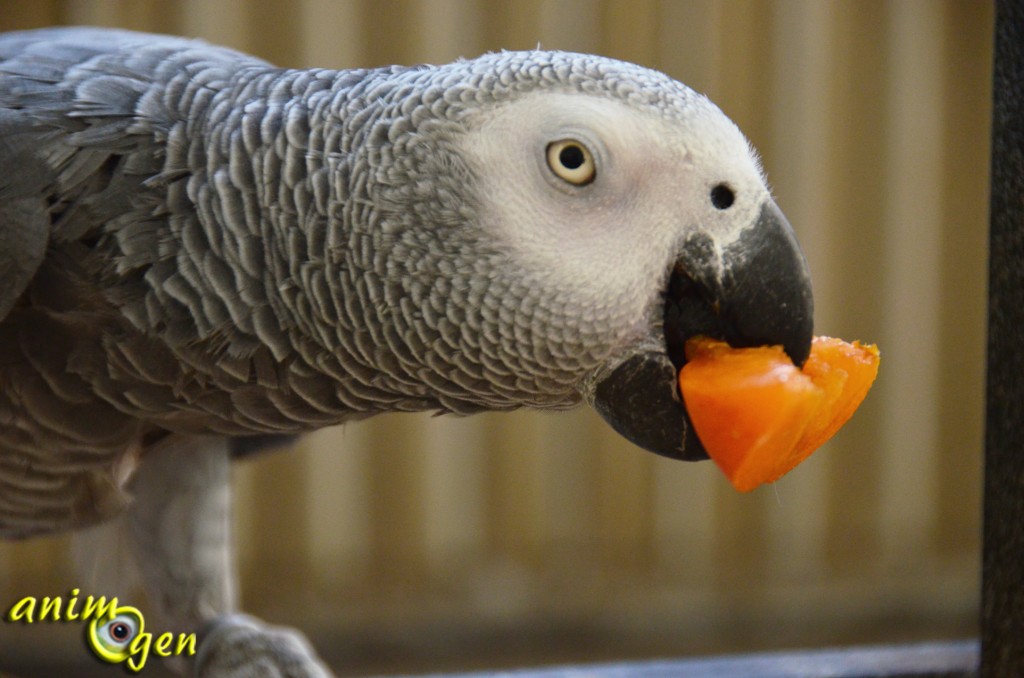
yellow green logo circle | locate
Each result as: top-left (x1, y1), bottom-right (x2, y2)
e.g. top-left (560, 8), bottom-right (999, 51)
top-left (86, 605), bottom-right (145, 664)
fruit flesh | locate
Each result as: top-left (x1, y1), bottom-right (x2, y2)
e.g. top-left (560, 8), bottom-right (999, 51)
top-left (679, 336), bottom-right (880, 492)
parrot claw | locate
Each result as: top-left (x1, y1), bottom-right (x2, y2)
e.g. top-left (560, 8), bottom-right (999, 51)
top-left (193, 614), bottom-right (334, 678)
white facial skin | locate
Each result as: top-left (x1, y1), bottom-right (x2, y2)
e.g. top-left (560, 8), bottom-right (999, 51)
top-left (459, 91), bottom-right (771, 342)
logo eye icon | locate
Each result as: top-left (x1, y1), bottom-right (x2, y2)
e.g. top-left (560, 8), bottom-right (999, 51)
top-left (87, 606), bottom-right (144, 663)
top-left (110, 620), bottom-right (132, 641)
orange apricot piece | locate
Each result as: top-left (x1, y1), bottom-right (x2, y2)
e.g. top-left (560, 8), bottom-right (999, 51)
top-left (794, 337), bottom-right (881, 459)
top-left (679, 336), bottom-right (880, 492)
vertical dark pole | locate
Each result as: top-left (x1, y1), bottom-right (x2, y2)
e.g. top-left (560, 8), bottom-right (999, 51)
top-left (983, 1), bottom-right (1024, 676)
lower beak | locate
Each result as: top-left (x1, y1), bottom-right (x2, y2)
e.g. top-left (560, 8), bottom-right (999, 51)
top-left (587, 199), bottom-right (814, 461)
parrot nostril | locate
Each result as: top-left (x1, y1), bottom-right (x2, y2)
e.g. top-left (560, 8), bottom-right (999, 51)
top-left (710, 183), bottom-right (735, 210)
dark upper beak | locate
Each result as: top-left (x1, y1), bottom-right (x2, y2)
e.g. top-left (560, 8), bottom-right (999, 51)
top-left (586, 199), bottom-right (814, 461)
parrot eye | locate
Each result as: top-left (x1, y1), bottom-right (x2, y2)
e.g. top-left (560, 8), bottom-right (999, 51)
top-left (546, 140), bottom-right (596, 186)
top-left (710, 183), bottom-right (736, 209)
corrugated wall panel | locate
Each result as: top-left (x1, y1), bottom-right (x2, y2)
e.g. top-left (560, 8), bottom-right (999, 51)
top-left (0, 1), bottom-right (990, 674)
top-left (878, 0), bottom-right (946, 572)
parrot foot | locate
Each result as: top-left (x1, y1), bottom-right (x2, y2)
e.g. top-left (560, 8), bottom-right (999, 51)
top-left (193, 614), bottom-right (334, 678)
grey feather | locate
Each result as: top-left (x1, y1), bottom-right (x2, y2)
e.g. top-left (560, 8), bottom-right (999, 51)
top-left (0, 26), bottom-right (719, 538)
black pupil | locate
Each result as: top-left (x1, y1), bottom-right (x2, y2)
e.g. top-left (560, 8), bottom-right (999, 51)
top-left (111, 623), bottom-right (130, 641)
top-left (559, 145), bottom-right (585, 170)
top-left (711, 183), bottom-right (735, 209)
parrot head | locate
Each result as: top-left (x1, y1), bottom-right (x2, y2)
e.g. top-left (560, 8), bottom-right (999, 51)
top-left (354, 50), bottom-right (812, 461)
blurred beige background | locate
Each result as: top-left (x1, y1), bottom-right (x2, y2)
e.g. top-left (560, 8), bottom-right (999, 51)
top-left (0, 1), bottom-right (991, 676)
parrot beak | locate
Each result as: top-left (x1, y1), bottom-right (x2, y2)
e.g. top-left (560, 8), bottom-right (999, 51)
top-left (586, 199), bottom-right (814, 461)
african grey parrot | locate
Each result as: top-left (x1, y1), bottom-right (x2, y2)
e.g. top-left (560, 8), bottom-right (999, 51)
top-left (0, 26), bottom-right (812, 676)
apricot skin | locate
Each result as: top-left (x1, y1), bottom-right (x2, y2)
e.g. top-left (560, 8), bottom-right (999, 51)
top-left (679, 336), bottom-right (880, 492)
